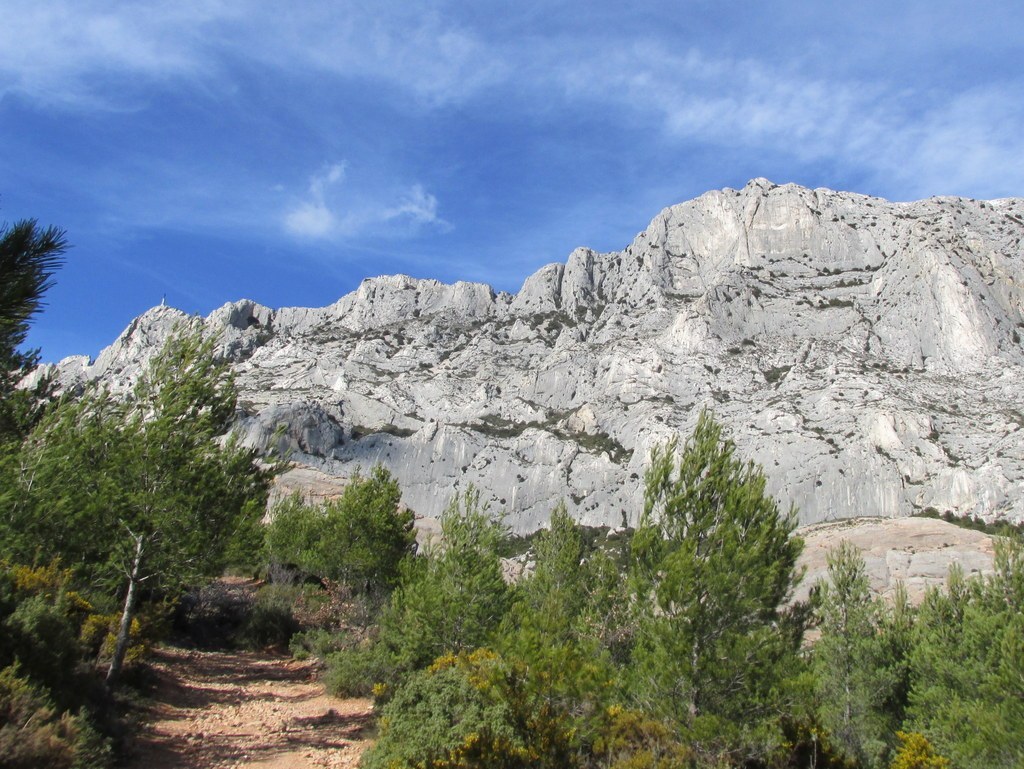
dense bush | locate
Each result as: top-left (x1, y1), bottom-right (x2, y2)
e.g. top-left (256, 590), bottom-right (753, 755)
top-left (289, 627), bottom-right (348, 661)
top-left (888, 732), bottom-right (950, 769)
top-left (324, 643), bottom-right (391, 698)
top-left (363, 650), bottom-right (532, 769)
top-left (591, 707), bottom-right (695, 769)
top-left (264, 465), bottom-right (414, 604)
top-left (0, 562), bottom-right (101, 710)
top-left (365, 488), bottom-right (511, 684)
top-left (239, 584), bottom-right (302, 650)
top-left (0, 562), bottom-right (114, 766)
top-left (0, 665), bottom-right (110, 769)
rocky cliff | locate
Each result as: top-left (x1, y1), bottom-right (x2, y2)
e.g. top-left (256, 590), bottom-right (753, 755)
top-left (42, 179), bottom-right (1024, 532)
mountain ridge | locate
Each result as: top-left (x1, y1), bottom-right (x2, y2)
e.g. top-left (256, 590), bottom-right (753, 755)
top-left (40, 179), bottom-right (1024, 532)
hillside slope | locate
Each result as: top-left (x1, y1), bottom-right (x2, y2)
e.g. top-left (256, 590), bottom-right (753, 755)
top-left (43, 179), bottom-right (1024, 531)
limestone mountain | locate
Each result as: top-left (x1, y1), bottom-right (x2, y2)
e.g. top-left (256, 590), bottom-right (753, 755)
top-left (41, 179), bottom-right (1024, 532)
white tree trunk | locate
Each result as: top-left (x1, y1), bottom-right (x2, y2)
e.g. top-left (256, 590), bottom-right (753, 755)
top-left (106, 531), bottom-right (145, 690)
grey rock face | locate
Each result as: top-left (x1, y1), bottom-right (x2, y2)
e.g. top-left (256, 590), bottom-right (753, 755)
top-left (46, 180), bottom-right (1024, 532)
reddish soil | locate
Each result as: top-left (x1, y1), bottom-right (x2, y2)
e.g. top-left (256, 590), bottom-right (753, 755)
top-left (124, 645), bottom-right (374, 769)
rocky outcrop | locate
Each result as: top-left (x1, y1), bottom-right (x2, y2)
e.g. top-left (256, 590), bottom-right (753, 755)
top-left (795, 516), bottom-right (998, 603)
top-left (41, 180), bottom-right (1024, 532)
top-left (268, 465), bottom-right (351, 509)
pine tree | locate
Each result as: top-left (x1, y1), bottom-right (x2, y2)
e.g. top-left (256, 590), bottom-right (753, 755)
top-left (376, 487), bottom-right (511, 678)
top-left (511, 501), bottom-right (587, 643)
top-left (627, 410), bottom-right (804, 757)
top-left (0, 219), bottom-right (68, 441)
top-left (1, 327), bottom-right (270, 688)
top-left (813, 540), bottom-right (903, 768)
top-left (907, 539), bottom-right (1024, 768)
top-left (498, 503), bottom-right (614, 757)
top-left (265, 466), bottom-right (415, 594)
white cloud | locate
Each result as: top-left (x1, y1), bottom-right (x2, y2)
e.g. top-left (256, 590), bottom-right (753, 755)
top-left (382, 185), bottom-right (443, 226)
top-left (894, 87), bottom-right (1024, 198)
top-left (284, 200), bottom-right (336, 239)
top-left (6, 2), bottom-right (1022, 214)
top-left (0, 1), bottom-right (229, 105)
top-left (283, 163), bottom-right (346, 237)
top-left (549, 42), bottom-right (1024, 198)
top-left (283, 162), bottom-right (449, 241)
top-left (269, 8), bottom-right (506, 107)
top-left (0, 1), bottom-right (504, 108)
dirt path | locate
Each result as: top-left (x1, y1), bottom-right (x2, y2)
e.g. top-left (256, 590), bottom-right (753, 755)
top-left (125, 645), bottom-right (374, 769)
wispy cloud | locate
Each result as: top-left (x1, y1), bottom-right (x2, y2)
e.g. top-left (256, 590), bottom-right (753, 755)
top-left (0, 1), bottom-right (228, 106)
top-left (8, 1), bottom-right (1024, 365)
top-left (381, 185), bottom-right (445, 227)
top-left (283, 162), bottom-right (449, 241)
top-left (283, 163), bottom-right (346, 238)
top-left (896, 87), bottom-right (1024, 198)
top-left (255, 6), bottom-right (507, 107)
top-left (6, 2), bottom-right (1020, 198)
top-left (549, 42), bottom-right (1024, 198)
top-left (0, 1), bottom-right (503, 108)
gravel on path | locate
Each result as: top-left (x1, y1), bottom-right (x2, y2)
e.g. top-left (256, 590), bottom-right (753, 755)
top-left (124, 645), bottom-right (374, 769)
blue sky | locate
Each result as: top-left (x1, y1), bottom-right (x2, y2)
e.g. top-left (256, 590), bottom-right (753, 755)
top-left (3, 1), bottom-right (1022, 362)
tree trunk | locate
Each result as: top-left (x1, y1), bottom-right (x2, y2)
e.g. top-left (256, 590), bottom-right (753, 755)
top-left (106, 531), bottom-right (145, 690)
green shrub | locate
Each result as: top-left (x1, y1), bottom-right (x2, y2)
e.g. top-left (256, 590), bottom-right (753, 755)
top-left (0, 563), bottom-right (96, 711)
top-left (889, 732), bottom-right (951, 769)
top-left (324, 644), bottom-right (388, 698)
top-left (371, 488), bottom-right (511, 683)
top-left (239, 584), bottom-right (300, 650)
top-left (264, 466), bottom-right (415, 597)
top-left (3, 595), bottom-right (81, 696)
top-left (592, 707), bottom-right (694, 769)
top-left (288, 628), bottom-right (347, 661)
top-left (362, 650), bottom-right (526, 769)
top-left (0, 665), bottom-right (111, 769)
